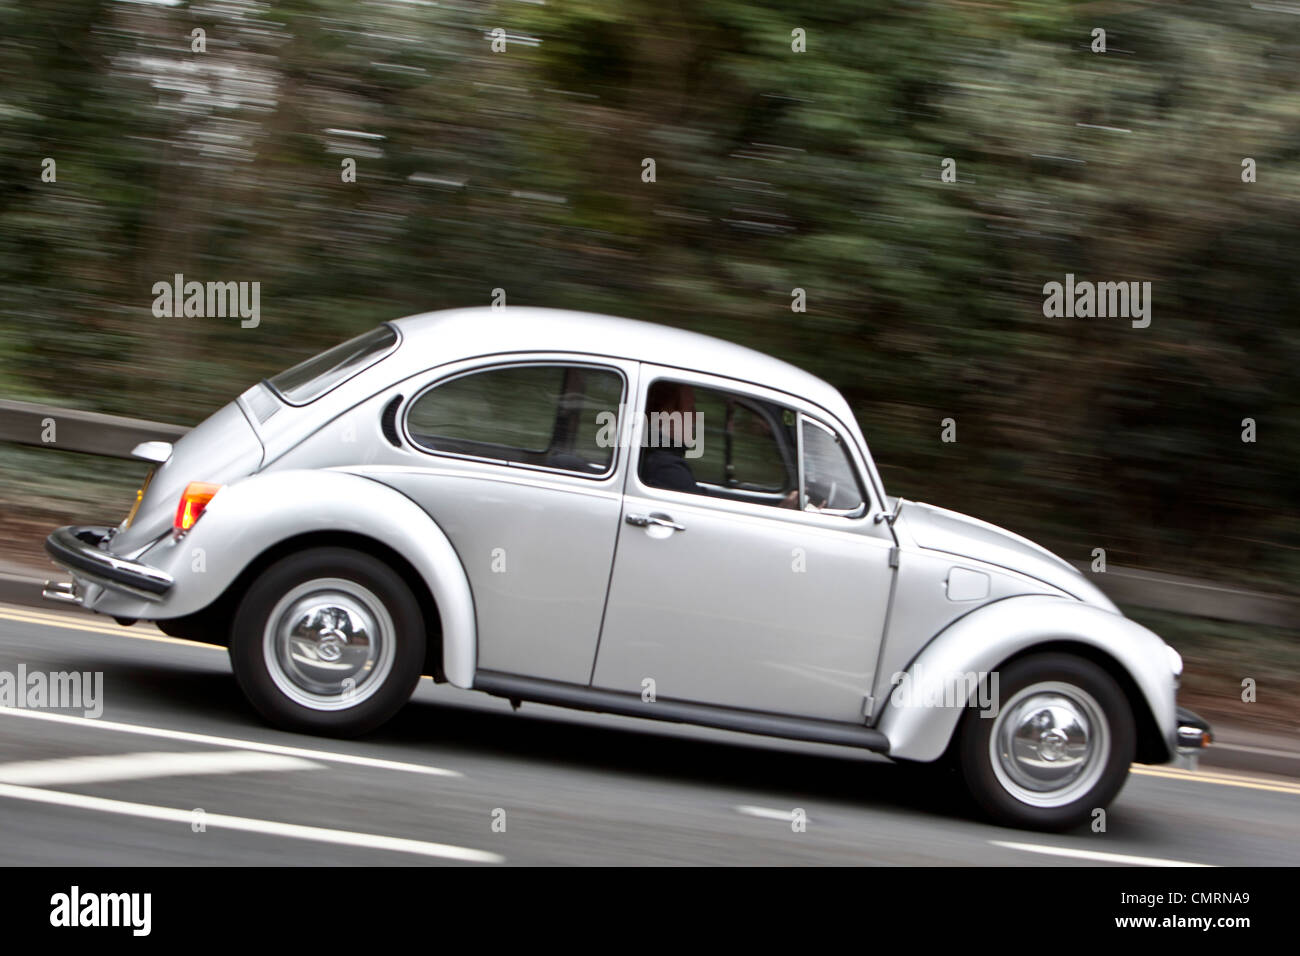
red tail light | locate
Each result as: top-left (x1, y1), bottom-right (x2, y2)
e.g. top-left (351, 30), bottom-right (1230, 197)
top-left (174, 482), bottom-right (222, 532)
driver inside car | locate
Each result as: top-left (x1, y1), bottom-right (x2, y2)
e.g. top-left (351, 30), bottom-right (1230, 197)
top-left (639, 380), bottom-right (806, 508)
top-left (639, 380), bottom-right (701, 493)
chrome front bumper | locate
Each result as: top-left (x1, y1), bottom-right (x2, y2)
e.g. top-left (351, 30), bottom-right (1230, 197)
top-left (1172, 705), bottom-right (1212, 770)
top-left (44, 525), bottom-right (173, 603)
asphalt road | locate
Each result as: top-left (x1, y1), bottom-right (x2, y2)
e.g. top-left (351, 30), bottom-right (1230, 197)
top-left (0, 602), bottom-right (1296, 866)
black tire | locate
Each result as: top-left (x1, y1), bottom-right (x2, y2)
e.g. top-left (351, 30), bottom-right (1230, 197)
top-left (957, 652), bottom-right (1135, 830)
top-left (229, 547), bottom-right (425, 737)
top-left (156, 606), bottom-right (232, 647)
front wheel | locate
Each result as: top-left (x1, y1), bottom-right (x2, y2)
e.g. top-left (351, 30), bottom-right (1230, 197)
top-left (230, 548), bottom-right (425, 737)
top-left (958, 653), bottom-right (1135, 830)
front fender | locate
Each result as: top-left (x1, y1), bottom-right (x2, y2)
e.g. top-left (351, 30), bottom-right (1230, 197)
top-left (84, 469), bottom-right (478, 689)
top-left (876, 595), bottom-right (1177, 763)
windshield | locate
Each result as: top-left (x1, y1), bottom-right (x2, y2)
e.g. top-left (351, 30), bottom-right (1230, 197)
top-left (267, 324), bottom-right (399, 404)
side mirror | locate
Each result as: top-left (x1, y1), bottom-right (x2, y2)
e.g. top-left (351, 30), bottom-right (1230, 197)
top-left (873, 497), bottom-right (903, 525)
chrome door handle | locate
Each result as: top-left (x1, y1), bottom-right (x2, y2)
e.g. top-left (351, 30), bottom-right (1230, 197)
top-left (626, 512), bottom-right (686, 532)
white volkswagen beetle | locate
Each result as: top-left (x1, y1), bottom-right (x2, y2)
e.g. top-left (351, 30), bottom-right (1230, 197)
top-left (44, 307), bottom-right (1210, 829)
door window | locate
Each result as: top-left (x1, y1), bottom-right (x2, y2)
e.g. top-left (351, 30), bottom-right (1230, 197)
top-left (637, 378), bottom-right (797, 508)
top-left (801, 417), bottom-right (867, 515)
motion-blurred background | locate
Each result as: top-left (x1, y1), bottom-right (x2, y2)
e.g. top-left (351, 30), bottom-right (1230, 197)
top-left (0, 0), bottom-right (1296, 731)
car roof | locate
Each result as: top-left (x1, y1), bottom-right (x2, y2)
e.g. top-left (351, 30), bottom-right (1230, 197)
top-left (388, 307), bottom-right (850, 418)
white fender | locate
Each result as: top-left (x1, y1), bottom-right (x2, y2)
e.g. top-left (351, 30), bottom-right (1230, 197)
top-left (876, 594), bottom-right (1178, 762)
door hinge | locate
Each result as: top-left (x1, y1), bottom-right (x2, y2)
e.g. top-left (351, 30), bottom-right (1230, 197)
top-left (888, 546), bottom-right (899, 568)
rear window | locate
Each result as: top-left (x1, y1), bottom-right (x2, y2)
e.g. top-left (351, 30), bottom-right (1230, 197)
top-left (268, 325), bottom-right (399, 404)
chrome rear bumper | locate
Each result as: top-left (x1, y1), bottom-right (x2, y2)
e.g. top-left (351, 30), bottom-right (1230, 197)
top-left (44, 526), bottom-right (173, 603)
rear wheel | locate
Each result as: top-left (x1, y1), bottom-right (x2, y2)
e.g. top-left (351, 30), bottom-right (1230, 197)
top-left (229, 548), bottom-right (425, 737)
top-left (958, 653), bottom-right (1135, 830)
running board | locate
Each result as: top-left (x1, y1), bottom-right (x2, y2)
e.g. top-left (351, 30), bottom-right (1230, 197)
top-left (474, 672), bottom-right (891, 754)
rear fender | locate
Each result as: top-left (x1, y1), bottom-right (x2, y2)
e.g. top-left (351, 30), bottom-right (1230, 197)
top-left (85, 469), bottom-right (477, 688)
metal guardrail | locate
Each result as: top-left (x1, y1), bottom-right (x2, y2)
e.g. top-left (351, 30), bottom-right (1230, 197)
top-left (0, 399), bottom-right (188, 459)
top-left (1, 398), bottom-right (1296, 627)
top-left (1067, 562), bottom-right (1298, 630)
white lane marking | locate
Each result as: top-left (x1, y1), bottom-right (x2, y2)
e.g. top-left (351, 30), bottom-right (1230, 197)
top-left (0, 783), bottom-right (503, 864)
top-left (0, 708), bottom-right (461, 778)
top-left (736, 805), bottom-right (801, 822)
top-left (0, 750), bottom-right (319, 787)
top-left (990, 840), bottom-right (1214, 867)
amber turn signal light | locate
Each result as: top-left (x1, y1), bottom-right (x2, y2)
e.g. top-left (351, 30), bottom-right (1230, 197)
top-left (174, 482), bottom-right (223, 532)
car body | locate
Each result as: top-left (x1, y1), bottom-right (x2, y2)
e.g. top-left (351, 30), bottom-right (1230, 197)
top-left (43, 307), bottom-right (1211, 829)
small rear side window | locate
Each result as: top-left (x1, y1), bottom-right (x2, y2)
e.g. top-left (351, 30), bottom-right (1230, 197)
top-left (268, 325), bottom-right (399, 405)
top-left (406, 363), bottom-right (625, 476)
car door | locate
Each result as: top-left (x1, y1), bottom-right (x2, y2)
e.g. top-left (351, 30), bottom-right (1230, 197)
top-left (591, 365), bottom-right (896, 724)
top-left (376, 355), bottom-right (636, 684)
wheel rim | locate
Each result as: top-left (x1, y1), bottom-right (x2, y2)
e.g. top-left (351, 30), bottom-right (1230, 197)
top-left (262, 578), bottom-right (396, 711)
top-left (989, 681), bottom-right (1110, 809)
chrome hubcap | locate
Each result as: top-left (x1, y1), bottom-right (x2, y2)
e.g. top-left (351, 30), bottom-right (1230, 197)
top-left (990, 681), bottom-right (1110, 808)
top-left (263, 578), bottom-right (395, 711)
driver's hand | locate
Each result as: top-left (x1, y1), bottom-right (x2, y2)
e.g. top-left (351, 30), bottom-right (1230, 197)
top-left (780, 489), bottom-right (828, 510)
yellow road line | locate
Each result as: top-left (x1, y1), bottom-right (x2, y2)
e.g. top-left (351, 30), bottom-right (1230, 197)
top-left (0, 605), bottom-right (221, 650)
top-left (0, 603), bottom-right (148, 630)
top-left (0, 604), bottom-right (443, 679)
top-left (1137, 764), bottom-right (1286, 785)
top-left (1130, 765), bottom-right (1300, 795)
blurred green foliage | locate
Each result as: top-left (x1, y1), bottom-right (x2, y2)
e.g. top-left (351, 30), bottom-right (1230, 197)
top-left (1124, 606), bottom-right (1300, 730)
top-left (0, 0), bottom-right (1297, 588)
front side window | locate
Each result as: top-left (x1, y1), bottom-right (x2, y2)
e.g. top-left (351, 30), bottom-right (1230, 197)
top-left (268, 324), bottom-right (399, 404)
top-left (637, 379), bottom-right (798, 508)
top-left (406, 363), bottom-right (624, 476)
top-left (801, 417), bottom-right (867, 515)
